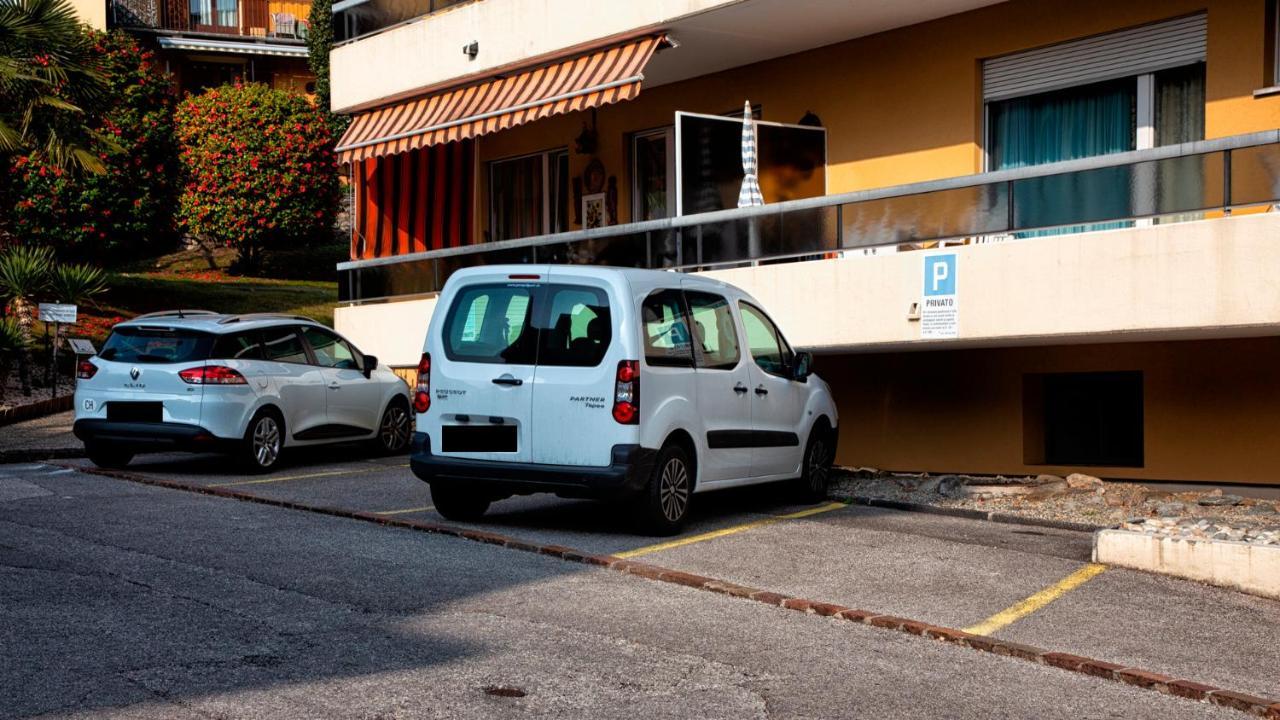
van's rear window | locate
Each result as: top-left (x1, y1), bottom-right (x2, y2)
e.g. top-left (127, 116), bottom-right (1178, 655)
top-left (99, 327), bottom-right (215, 364)
top-left (442, 283), bottom-right (611, 366)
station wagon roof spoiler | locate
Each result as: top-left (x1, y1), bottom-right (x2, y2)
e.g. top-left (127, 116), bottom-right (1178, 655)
top-left (131, 309), bottom-right (219, 320)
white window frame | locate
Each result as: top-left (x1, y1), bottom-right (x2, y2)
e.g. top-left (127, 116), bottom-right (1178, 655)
top-left (630, 126), bottom-right (675, 222)
top-left (487, 147), bottom-right (568, 241)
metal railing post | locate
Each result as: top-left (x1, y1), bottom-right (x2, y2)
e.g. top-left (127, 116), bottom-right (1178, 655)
top-left (1223, 149), bottom-right (1233, 216)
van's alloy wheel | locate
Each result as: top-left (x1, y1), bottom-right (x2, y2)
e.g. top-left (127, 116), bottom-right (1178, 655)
top-left (250, 415), bottom-right (281, 469)
top-left (806, 436), bottom-right (829, 494)
top-left (379, 402), bottom-right (411, 452)
top-left (659, 456), bottom-right (690, 522)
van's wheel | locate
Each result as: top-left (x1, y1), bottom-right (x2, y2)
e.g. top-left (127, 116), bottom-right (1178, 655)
top-left (635, 443), bottom-right (693, 536)
top-left (372, 397), bottom-right (412, 454)
top-left (795, 426), bottom-right (833, 503)
top-left (86, 443), bottom-right (133, 469)
top-left (241, 409), bottom-right (284, 473)
top-left (430, 483), bottom-right (490, 522)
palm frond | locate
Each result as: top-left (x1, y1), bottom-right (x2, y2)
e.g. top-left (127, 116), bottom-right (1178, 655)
top-left (49, 262), bottom-right (107, 305)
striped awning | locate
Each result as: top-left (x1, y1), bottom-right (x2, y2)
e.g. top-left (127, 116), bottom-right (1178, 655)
top-left (336, 34), bottom-right (667, 164)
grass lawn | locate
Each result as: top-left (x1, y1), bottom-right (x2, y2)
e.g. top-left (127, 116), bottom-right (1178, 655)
top-left (103, 273), bottom-right (337, 326)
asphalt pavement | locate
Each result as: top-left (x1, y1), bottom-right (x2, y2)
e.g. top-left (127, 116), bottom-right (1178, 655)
top-left (1, 448), bottom-right (1277, 718)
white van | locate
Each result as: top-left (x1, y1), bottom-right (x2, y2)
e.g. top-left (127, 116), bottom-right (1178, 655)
top-left (409, 265), bottom-right (837, 534)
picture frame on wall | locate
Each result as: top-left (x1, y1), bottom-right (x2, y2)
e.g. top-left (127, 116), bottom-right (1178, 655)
top-left (582, 192), bottom-right (608, 229)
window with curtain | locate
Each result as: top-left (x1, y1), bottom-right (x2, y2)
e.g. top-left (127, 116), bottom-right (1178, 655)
top-left (489, 154), bottom-right (544, 242)
top-left (1154, 63), bottom-right (1206, 223)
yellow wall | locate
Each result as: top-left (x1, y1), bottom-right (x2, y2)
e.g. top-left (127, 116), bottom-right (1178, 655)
top-left (473, 0), bottom-right (1280, 240)
top-left (826, 337), bottom-right (1280, 486)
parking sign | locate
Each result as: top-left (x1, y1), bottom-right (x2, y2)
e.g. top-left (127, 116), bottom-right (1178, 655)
top-left (921, 253), bottom-right (958, 338)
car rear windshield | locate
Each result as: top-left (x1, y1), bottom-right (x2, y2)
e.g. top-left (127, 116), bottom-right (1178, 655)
top-left (442, 282), bottom-right (611, 366)
top-left (99, 326), bottom-right (215, 364)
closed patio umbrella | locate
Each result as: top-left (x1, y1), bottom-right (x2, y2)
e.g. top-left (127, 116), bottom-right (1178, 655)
top-left (737, 101), bottom-right (764, 260)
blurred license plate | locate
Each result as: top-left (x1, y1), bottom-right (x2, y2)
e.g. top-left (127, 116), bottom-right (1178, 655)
top-left (107, 402), bottom-right (162, 423)
top-left (442, 425), bottom-right (516, 452)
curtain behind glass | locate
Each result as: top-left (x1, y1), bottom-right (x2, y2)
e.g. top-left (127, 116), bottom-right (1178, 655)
top-left (490, 155), bottom-right (543, 242)
top-left (989, 78), bottom-right (1135, 233)
top-left (1155, 63), bottom-right (1206, 223)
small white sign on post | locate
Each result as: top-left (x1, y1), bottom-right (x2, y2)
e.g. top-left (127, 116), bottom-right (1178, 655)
top-left (920, 253), bottom-right (958, 339)
top-left (38, 303), bottom-right (77, 324)
top-left (67, 338), bottom-right (97, 355)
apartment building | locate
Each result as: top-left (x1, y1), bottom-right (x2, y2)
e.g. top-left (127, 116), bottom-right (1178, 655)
top-left (76, 0), bottom-right (314, 94)
top-left (329, 0), bottom-right (1280, 485)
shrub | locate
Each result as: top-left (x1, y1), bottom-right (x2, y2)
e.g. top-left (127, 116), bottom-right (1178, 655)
top-left (3, 30), bottom-right (178, 262)
top-left (175, 82), bottom-right (340, 271)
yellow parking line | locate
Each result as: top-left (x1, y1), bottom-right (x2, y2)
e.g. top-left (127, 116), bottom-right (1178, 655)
top-left (373, 505), bottom-right (435, 516)
top-left (963, 563), bottom-right (1107, 636)
top-left (616, 502), bottom-right (846, 559)
top-left (209, 461), bottom-right (407, 484)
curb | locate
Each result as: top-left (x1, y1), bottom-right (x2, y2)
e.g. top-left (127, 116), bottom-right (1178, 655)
top-left (60, 462), bottom-right (1279, 718)
top-left (1, 447), bottom-right (85, 463)
top-left (831, 491), bottom-right (1107, 533)
top-left (0, 395), bottom-right (73, 427)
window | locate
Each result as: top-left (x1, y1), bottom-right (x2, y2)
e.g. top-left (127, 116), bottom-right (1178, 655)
top-left (537, 286), bottom-right (611, 367)
top-left (685, 292), bottom-right (740, 370)
top-left (489, 149), bottom-right (569, 241)
top-left (443, 284), bottom-right (537, 364)
top-left (212, 332), bottom-right (265, 361)
top-left (642, 290), bottom-right (693, 367)
top-left (100, 328), bottom-right (214, 364)
top-left (300, 327), bottom-right (360, 369)
top-left (739, 302), bottom-right (793, 378)
top-left (631, 128), bottom-right (674, 221)
top-left (1024, 371), bottom-right (1144, 467)
top-left (260, 327), bottom-right (309, 364)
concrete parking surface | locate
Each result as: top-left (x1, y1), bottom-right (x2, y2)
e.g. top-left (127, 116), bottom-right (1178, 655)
top-left (2, 449), bottom-right (1277, 718)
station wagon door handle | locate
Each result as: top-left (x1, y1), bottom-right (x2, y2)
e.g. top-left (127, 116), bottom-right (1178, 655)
top-left (492, 375), bottom-right (524, 386)
top-left (754, 385), bottom-right (769, 396)
top-left (733, 382), bottom-right (749, 394)
top-left (328, 383), bottom-right (341, 390)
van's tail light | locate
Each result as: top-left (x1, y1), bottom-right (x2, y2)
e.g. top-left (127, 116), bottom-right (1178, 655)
top-left (179, 366), bottom-right (247, 385)
top-left (413, 352), bottom-right (431, 413)
top-left (76, 360), bottom-right (97, 379)
top-left (613, 360), bottom-right (639, 424)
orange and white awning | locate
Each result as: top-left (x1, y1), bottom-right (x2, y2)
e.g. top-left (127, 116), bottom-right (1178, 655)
top-left (336, 34), bottom-right (667, 164)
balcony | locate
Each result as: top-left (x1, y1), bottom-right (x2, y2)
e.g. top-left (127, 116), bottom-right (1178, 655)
top-left (111, 0), bottom-right (311, 39)
top-left (332, 0), bottom-right (472, 44)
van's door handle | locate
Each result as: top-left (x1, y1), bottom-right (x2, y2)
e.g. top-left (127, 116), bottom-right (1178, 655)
top-left (492, 375), bottom-right (524, 386)
top-left (328, 383), bottom-right (341, 390)
top-left (733, 383), bottom-right (748, 394)
top-left (754, 385), bottom-right (769, 396)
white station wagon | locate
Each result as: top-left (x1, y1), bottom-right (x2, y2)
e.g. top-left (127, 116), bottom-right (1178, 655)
top-left (74, 312), bottom-right (412, 472)
top-left (410, 266), bottom-right (838, 534)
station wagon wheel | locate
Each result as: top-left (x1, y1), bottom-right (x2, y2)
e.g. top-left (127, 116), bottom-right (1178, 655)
top-left (376, 398), bottom-right (412, 454)
top-left (636, 443), bottom-right (693, 536)
top-left (242, 411), bottom-right (283, 473)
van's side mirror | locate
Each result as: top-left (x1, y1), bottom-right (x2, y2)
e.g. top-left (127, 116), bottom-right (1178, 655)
top-left (792, 351), bottom-right (814, 382)
top-left (362, 354), bottom-right (378, 379)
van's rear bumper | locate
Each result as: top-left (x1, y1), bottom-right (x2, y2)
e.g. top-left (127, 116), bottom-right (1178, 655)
top-left (409, 433), bottom-right (656, 500)
top-left (73, 420), bottom-right (232, 451)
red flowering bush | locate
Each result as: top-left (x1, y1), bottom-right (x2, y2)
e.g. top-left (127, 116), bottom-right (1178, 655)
top-left (174, 83), bottom-right (339, 270)
top-left (3, 31), bottom-right (178, 263)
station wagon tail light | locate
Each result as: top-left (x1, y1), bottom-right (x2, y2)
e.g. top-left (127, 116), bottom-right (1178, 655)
top-left (76, 360), bottom-right (97, 379)
top-left (613, 360), bottom-right (639, 424)
top-left (179, 366), bottom-right (247, 385)
top-left (414, 352), bottom-right (431, 413)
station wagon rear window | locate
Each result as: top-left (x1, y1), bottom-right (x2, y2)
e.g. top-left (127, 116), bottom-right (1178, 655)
top-left (442, 283), bottom-right (611, 366)
top-left (99, 327), bottom-right (216, 364)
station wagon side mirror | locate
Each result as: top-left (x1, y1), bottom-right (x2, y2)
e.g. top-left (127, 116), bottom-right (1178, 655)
top-left (792, 351), bottom-right (814, 382)
top-left (362, 354), bottom-right (378, 379)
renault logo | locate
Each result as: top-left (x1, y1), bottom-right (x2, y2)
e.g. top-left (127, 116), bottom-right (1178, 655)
top-left (129, 367), bottom-right (141, 381)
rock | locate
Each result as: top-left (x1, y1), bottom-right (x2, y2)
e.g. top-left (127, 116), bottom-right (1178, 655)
top-left (1033, 474), bottom-right (1065, 486)
top-left (1026, 480), bottom-right (1070, 501)
top-left (915, 477), bottom-right (942, 495)
top-left (936, 475), bottom-right (965, 498)
top-left (1065, 473), bottom-right (1103, 490)
top-left (1198, 494), bottom-right (1244, 507)
top-left (1246, 502), bottom-right (1278, 515)
top-left (1155, 502), bottom-right (1187, 517)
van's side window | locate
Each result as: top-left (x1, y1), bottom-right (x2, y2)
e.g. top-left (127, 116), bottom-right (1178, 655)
top-left (538, 285), bottom-right (611, 367)
top-left (685, 291), bottom-right (740, 370)
top-left (443, 284), bottom-right (538, 364)
top-left (740, 302), bottom-right (793, 378)
top-left (642, 290), bottom-right (693, 367)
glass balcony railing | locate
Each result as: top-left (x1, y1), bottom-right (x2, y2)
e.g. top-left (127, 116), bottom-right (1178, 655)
top-left (337, 131), bottom-right (1280, 304)
top-left (332, 0), bottom-right (473, 44)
